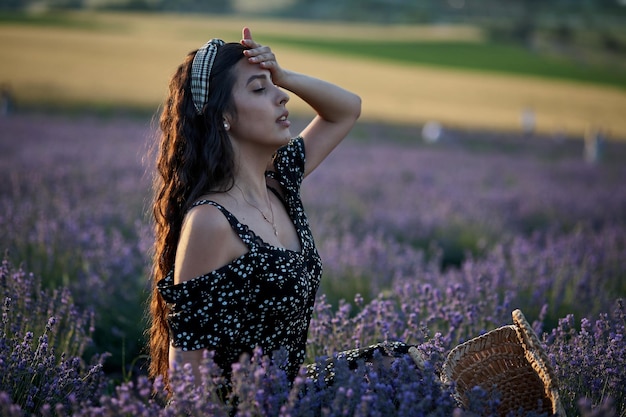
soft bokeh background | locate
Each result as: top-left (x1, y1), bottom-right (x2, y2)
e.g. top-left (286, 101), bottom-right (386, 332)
top-left (1, 0), bottom-right (626, 138)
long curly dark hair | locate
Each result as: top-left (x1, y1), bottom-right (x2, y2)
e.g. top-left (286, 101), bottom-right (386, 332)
top-left (148, 42), bottom-right (247, 385)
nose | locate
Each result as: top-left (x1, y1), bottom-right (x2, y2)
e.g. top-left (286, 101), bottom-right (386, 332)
top-left (276, 87), bottom-right (289, 105)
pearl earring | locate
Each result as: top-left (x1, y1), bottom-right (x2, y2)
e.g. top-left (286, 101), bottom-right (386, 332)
top-left (223, 122), bottom-right (229, 130)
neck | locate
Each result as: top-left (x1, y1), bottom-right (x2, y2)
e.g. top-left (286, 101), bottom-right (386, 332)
top-left (233, 179), bottom-right (270, 206)
top-left (232, 160), bottom-right (270, 201)
top-left (233, 177), bottom-right (278, 236)
top-left (228, 142), bottom-right (280, 237)
top-left (231, 142), bottom-right (276, 202)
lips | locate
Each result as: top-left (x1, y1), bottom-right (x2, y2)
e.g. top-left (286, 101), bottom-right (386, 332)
top-left (277, 111), bottom-right (290, 128)
top-left (277, 111), bottom-right (289, 122)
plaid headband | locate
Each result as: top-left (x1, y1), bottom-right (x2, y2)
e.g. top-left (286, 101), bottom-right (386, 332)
top-left (190, 38), bottom-right (225, 115)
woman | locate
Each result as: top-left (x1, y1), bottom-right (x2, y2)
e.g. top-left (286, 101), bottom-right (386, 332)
top-left (149, 27), bottom-right (368, 388)
top-left (147, 28), bottom-right (562, 417)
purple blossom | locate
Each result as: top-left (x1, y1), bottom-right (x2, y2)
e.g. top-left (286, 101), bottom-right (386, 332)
top-left (2, 114), bottom-right (625, 415)
top-left (0, 258), bottom-right (107, 414)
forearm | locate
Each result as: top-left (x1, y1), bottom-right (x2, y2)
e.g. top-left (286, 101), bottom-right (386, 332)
top-left (276, 70), bottom-right (361, 124)
top-left (170, 347), bottom-right (205, 383)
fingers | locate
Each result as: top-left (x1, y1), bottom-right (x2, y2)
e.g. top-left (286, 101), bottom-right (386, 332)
top-left (246, 49), bottom-right (274, 62)
top-left (241, 26), bottom-right (259, 48)
top-left (240, 27), bottom-right (282, 74)
top-left (247, 52), bottom-right (279, 72)
top-left (242, 27), bottom-right (252, 40)
top-left (242, 39), bottom-right (274, 65)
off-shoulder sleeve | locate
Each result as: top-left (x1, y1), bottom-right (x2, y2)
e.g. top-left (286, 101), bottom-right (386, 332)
top-left (157, 261), bottom-right (252, 351)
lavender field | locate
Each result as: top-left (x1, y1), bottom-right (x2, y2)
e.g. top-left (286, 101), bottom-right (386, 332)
top-left (1, 113), bottom-right (625, 416)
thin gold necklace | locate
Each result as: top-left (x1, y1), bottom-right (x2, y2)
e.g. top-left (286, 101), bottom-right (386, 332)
top-left (234, 184), bottom-right (278, 236)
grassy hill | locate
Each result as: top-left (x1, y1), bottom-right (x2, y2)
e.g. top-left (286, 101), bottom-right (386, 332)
top-left (1, 11), bottom-right (625, 139)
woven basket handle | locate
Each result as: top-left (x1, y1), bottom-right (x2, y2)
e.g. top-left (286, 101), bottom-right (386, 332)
top-left (512, 309), bottom-right (566, 417)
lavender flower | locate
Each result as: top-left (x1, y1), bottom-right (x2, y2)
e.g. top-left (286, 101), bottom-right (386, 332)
top-left (0, 258), bottom-right (107, 414)
top-left (545, 300), bottom-right (626, 416)
top-left (2, 114), bottom-right (625, 415)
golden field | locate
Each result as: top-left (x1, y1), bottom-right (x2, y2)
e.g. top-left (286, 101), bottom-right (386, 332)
top-left (1, 11), bottom-right (625, 139)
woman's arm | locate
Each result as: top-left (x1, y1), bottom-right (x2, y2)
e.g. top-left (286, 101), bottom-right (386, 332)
top-left (241, 28), bottom-right (361, 177)
top-left (276, 71), bottom-right (361, 176)
top-left (170, 204), bottom-right (248, 384)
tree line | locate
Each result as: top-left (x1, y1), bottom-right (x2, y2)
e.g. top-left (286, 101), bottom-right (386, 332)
top-left (2, 0), bottom-right (625, 52)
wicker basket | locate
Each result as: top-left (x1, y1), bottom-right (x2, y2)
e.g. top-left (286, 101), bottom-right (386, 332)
top-left (441, 309), bottom-right (566, 416)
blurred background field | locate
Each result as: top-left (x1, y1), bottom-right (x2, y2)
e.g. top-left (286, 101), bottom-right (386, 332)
top-left (1, 1), bottom-right (625, 415)
top-left (1, 2), bottom-right (626, 139)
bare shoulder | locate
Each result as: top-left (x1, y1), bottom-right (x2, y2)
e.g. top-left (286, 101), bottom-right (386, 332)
top-left (174, 203), bottom-right (248, 284)
top-left (184, 202), bottom-right (231, 237)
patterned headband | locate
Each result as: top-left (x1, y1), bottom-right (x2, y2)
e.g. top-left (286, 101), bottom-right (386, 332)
top-left (190, 38), bottom-right (225, 115)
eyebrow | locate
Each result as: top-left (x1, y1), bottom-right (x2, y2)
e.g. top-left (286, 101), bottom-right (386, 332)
top-left (245, 74), bottom-right (269, 86)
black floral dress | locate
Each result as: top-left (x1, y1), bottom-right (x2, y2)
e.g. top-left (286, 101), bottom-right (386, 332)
top-left (157, 137), bottom-right (323, 381)
top-left (157, 137), bottom-right (415, 384)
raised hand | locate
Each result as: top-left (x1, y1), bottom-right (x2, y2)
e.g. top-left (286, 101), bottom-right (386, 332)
top-left (240, 27), bottom-right (287, 85)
